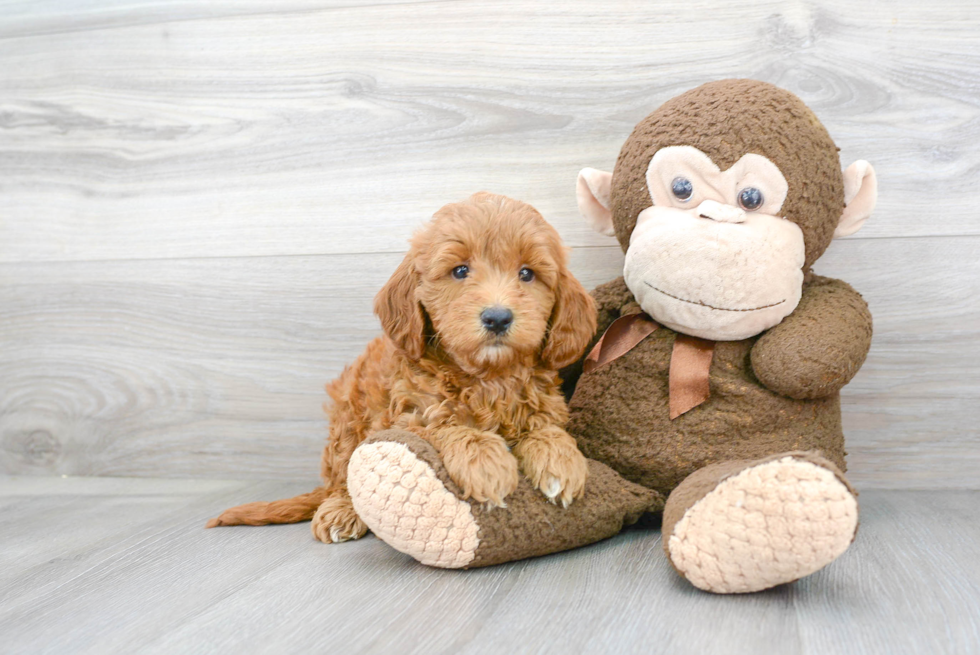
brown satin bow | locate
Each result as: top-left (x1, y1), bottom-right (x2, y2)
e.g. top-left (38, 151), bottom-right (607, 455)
top-left (583, 313), bottom-right (715, 419)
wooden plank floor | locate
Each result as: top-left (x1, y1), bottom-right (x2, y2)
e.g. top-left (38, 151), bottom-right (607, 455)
top-left (1, 477), bottom-right (978, 654)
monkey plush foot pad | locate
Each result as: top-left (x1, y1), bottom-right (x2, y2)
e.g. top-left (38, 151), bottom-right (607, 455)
top-left (348, 430), bottom-right (663, 569)
top-left (347, 434), bottom-right (480, 569)
top-left (666, 455), bottom-right (858, 594)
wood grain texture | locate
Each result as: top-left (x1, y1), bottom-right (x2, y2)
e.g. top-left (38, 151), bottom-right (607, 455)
top-left (2, 4), bottom-right (977, 650)
top-left (0, 479), bottom-right (977, 654)
top-left (2, 236), bottom-right (978, 487)
top-left (1, 0), bottom-right (978, 488)
top-left (0, 0), bottom-right (979, 263)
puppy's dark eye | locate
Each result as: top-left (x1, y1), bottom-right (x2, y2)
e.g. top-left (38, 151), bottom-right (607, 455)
top-left (518, 267), bottom-right (534, 282)
top-left (452, 265), bottom-right (469, 280)
top-left (738, 187), bottom-right (764, 211)
top-left (671, 177), bottom-right (693, 201)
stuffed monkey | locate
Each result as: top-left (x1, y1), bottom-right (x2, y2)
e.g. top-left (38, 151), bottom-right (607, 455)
top-left (345, 80), bottom-right (877, 594)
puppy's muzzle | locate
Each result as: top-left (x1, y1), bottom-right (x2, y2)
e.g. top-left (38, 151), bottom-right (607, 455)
top-left (481, 306), bottom-right (513, 335)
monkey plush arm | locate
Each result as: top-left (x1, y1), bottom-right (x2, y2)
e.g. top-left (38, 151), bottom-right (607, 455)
top-left (559, 277), bottom-right (635, 399)
top-left (750, 276), bottom-right (872, 400)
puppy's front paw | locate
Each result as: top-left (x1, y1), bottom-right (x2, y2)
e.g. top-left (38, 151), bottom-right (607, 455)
top-left (441, 432), bottom-right (519, 508)
top-left (514, 428), bottom-right (589, 508)
top-left (311, 494), bottom-right (368, 544)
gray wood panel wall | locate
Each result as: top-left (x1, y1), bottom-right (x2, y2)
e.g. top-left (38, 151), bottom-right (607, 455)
top-left (1, 0), bottom-right (978, 488)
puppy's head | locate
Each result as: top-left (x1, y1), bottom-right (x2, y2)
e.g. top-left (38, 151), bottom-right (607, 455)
top-left (375, 192), bottom-right (596, 376)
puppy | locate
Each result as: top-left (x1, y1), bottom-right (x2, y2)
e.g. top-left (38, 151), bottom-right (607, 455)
top-left (207, 192), bottom-right (597, 543)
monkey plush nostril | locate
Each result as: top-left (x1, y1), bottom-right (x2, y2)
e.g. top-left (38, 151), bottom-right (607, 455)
top-left (481, 306), bottom-right (514, 335)
top-left (696, 199), bottom-right (746, 224)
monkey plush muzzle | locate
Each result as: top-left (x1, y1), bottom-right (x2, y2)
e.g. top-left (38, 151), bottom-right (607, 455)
top-left (625, 205), bottom-right (805, 341)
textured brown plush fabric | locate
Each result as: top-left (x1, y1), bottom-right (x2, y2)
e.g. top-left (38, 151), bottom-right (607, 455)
top-left (357, 430), bottom-right (663, 568)
top-left (469, 457), bottom-right (663, 568)
top-left (566, 275), bottom-right (870, 500)
top-left (752, 276), bottom-right (873, 399)
top-left (610, 79), bottom-right (844, 270)
top-left (555, 81), bottom-right (874, 591)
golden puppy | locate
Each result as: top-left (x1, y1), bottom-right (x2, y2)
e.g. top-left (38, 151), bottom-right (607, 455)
top-left (207, 192), bottom-right (596, 543)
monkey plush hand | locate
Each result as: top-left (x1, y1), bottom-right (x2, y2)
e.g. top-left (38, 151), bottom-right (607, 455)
top-left (345, 80), bottom-right (876, 593)
top-left (570, 79), bottom-right (876, 593)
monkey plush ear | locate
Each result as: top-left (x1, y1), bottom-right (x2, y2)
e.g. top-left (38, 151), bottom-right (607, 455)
top-left (576, 168), bottom-right (616, 236)
top-left (835, 160), bottom-right (877, 238)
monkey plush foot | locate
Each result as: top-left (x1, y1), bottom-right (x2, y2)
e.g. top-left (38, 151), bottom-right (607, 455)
top-left (347, 430), bottom-right (662, 569)
top-left (663, 452), bottom-right (859, 594)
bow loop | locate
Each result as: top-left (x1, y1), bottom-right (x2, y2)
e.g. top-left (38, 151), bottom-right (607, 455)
top-left (582, 313), bottom-right (715, 420)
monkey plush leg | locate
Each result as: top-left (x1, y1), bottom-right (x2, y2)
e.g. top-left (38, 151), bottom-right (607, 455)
top-left (663, 452), bottom-right (859, 594)
top-left (347, 430), bottom-right (663, 569)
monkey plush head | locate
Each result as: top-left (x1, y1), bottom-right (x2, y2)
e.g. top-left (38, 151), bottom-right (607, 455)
top-left (577, 79), bottom-right (877, 341)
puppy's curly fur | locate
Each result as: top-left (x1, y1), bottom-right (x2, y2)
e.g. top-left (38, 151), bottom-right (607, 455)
top-left (207, 193), bottom-right (597, 543)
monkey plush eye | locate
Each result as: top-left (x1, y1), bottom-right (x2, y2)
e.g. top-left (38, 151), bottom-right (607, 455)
top-left (452, 265), bottom-right (469, 279)
top-left (671, 177), bottom-right (694, 201)
top-left (738, 187), bottom-right (764, 211)
top-left (519, 267), bottom-right (535, 282)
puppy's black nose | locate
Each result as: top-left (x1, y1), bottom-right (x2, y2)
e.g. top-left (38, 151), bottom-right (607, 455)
top-left (481, 306), bottom-right (513, 335)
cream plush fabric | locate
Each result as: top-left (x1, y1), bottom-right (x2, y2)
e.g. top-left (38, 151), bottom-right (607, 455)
top-left (667, 456), bottom-right (859, 593)
top-left (348, 440), bottom-right (480, 569)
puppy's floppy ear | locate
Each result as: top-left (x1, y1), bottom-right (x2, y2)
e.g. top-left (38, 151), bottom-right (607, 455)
top-left (541, 264), bottom-right (597, 370)
top-left (374, 252), bottom-right (426, 360)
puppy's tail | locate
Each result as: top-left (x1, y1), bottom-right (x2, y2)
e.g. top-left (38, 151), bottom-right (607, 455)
top-left (205, 486), bottom-right (327, 528)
